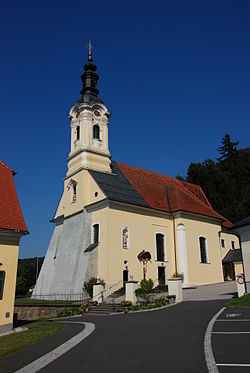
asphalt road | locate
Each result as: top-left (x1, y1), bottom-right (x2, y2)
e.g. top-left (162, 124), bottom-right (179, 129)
top-left (0, 300), bottom-right (227, 373)
top-left (212, 306), bottom-right (250, 372)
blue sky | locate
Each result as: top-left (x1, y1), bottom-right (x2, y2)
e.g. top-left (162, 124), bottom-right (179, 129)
top-left (1, 0), bottom-right (249, 258)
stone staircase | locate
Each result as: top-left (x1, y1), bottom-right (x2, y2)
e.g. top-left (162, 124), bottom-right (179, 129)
top-left (107, 287), bottom-right (125, 299)
top-left (85, 302), bottom-right (124, 315)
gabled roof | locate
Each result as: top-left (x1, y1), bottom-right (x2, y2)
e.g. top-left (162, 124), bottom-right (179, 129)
top-left (222, 249), bottom-right (242, 263)
top-left (89, 161), bottom-right (149, 208)
top-left (90, 161), bottom-right (231, 227)
top-left (231, 216), bottom-right (250, 229)
top-left (0, 161), bottom-right (28, 233)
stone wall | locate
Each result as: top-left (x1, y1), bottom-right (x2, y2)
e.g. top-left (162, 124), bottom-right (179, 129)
top-left (14, 305), bottom-right (80, 321)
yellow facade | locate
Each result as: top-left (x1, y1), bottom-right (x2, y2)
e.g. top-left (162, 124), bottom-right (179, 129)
top-left (36, 54), bottom-right (241, 299)
top-left (85, 195), bottom-right (238, 287)
top-left (0, 234), bottom-right (20, 334)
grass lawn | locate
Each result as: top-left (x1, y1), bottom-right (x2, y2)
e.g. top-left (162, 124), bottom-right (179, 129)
top-left (15, 298), bottom-right (75, 306)
top-left (227, 293), bottom-right (250, 307)
top-left (0, 321), bottom-right (63, 358)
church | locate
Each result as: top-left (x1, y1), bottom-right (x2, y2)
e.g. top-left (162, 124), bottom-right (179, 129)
top-left (33, 46), bottom-right (239, 300)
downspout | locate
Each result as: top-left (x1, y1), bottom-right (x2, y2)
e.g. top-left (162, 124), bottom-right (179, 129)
top-left (218, 231), bottom-right (224, 280)
top-left (166, 187), bottom-right (177, 273)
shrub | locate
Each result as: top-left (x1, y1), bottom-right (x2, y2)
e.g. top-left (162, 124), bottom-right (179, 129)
top-left (57, 307), bottom-right (81, 317)
top-left (135, 278), bottom-right (154, 303)
top-left (84, 277), bottom-right (105, 298)
top-left (140, 279), bottom-right (154, 292)
top-left (121, 300), bottom-right (132, 307)
top-left (172, 272), bottom-right (184, 282)
top-left (79, 304), bottom-right (87, 313)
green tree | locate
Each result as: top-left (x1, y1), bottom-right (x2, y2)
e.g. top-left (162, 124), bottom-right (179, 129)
top-left (216, 133), bottom-right (239, 162)
top-left (186, 141), bottom-right (250, 223)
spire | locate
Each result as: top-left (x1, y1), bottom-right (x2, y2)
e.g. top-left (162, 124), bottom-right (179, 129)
top-left (80, 41), bottom-right (103, 104)
top-left (88, 40), bottom-right (92, 61)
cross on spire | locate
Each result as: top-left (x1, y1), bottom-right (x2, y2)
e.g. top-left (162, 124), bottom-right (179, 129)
top-left (88, 40), bottom-right (93, 61)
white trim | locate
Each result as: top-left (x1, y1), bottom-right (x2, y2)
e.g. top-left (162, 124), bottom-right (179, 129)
top-left (198, 236), bottom-right (209, 263)
top-left (155, 232), bottom-right (167, 261)
top-left (103, 124), bottom-right (107, 150)
top-left (91, 222), bottom-right (100, 244)
top-left (14, 322), bottom-right (95, 373)
top-left (204, 307), bottom-right (225, 373)
top-left (67, 179), bottom-right (77, 204)
top-left (221, 238), bottom-right (226, 248)
top-left (121, 227), bottom-right (130, 250)
top-left (177, 224), bottom-right (188, 284)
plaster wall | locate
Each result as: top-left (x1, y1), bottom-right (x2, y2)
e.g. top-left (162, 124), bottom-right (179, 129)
top-left (54, 170), bottom-right (106, 220)
top-left (220, 232), bottom-right (240, 259)
top-left (33, 211), bottom-right (94, 299)
top-left (0, 237), bottom-right (19, 332)
top-left (234, 262), bottom-right (243, 276)
top-left (234, 226), bottom-right (250, 285)
top-left (94, 203), bottom-right (175, 287)
top-left (174, 215), bottom-right (224, 285)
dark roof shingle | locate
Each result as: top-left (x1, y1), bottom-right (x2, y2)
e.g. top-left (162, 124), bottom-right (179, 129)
top-left (223, 249), bottom-right (242, 263)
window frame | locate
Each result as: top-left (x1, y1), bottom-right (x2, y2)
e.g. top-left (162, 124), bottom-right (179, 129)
top-left (199, 236), bottom-right (209, 264)
top-left (91, 223), bottom-right (100, 244)
top-left (0, 271), bottom-right (5, 300)
top-left (155, 233), bottom-right (167, 262)
top-left (121, 227), bottom-right (130, 250)
top-left (221, 239), bottom-right (226, 248)
top-left (76, 125), bottom-right (80, 141)
top-left (231, 240), bottom-right (236, 250)
top-left (93, 124), bottom-right (100, 140)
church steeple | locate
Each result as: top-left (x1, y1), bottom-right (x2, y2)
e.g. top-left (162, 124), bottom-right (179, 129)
top-left (80, 41), bottom-right (103, 104)
top-left (67, 43), bottom-right (112, 176)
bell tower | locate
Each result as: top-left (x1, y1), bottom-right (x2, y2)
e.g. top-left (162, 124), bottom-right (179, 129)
top-left (67, 42), bottom-right (112, 177)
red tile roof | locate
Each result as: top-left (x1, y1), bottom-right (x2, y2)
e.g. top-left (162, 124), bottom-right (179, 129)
top-left (116, 162), bottom-right (231, 228)
top-left (0, 161), bottom-right (28, 233)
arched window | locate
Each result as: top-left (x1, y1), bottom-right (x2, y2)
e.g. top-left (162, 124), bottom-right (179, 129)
top-left (93, 125), bottom-right (100, 140)
top-left (76, 125), bottom-right (80, 141)
top-left (72, 183), bottom-right (77, 203)
top-left (199, 237), bottom-right (208, 263)
top-left (122, 227), bottom-right (129, 249)
top-left (0, 271), bottom-right (5, 300)
top-left (92, 224), bottom-right (99, 244)
top-left (67, 179), bottom-right (77, 203)
top-left (156, 233), bottom-right (165, 261)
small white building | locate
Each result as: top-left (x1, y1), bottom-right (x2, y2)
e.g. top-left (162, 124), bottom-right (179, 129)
top-left (230, 216), bottom-right (250, 292)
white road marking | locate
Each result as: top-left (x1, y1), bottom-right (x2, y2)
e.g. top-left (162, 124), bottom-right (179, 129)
top-left (217, 363), bottom-right (250, 367)
top-left (216, 319), bottom-right (250, 322)
top-left (225, 313), bottom-right (241, 318)
top-left (212, 331), bottom-right (250, 334)
top-left (204, 307), bottom-right (225, 373)
top-left (15, 321), bottom-right (95, 373)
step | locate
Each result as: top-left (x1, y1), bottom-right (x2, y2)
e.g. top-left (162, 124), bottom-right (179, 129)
top-left (85, 303), bottom-right (124, 315)
top-left (107, 287), bottom-right (125, 298)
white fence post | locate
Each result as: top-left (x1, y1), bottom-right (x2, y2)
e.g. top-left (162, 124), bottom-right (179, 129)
top-left (125, 281), bottom-right (139, 304)
top-left (93, 284), bottom-right (105, 303)
top-left (168, 278), bottom-right (183, 303)
top-left (236, 274), bottom-right (246, 297)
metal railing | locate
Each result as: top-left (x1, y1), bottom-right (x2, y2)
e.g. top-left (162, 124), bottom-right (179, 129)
top-left (32, 293), bottom-right (90, 301)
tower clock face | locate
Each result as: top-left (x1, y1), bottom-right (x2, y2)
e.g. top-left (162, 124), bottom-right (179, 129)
top-left (94, 110), bottom-right (100, 117)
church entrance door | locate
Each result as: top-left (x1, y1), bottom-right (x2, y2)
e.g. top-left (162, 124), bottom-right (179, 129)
top-left (158, 267), bottom-right (166, 285)
top-left (123, 269), bottom-right (128, 288)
